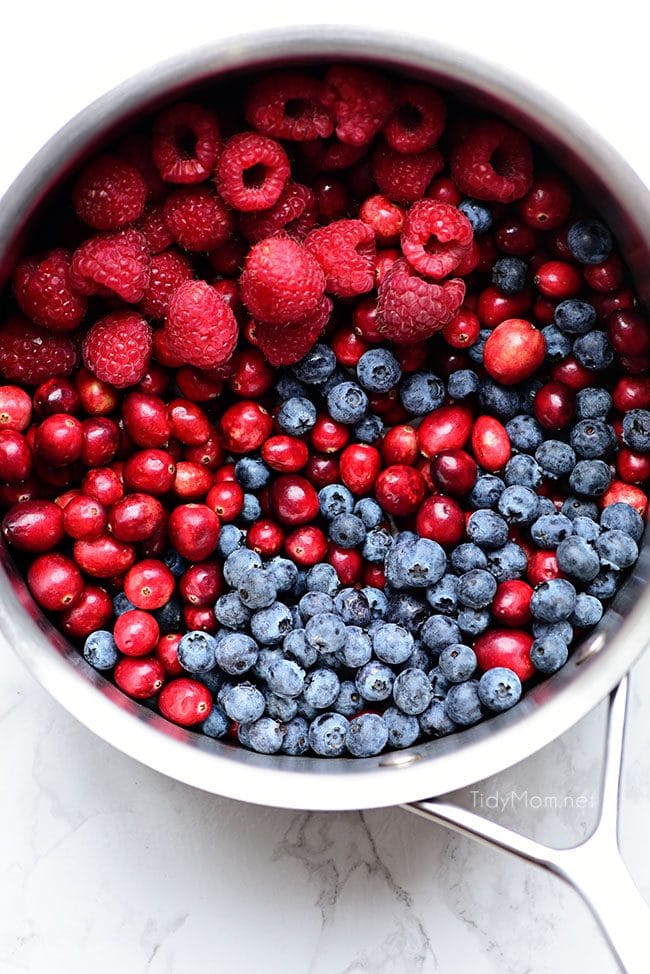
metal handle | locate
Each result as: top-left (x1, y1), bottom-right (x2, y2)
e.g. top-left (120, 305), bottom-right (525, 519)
top-left (404, 677), bottom-right (648, 974)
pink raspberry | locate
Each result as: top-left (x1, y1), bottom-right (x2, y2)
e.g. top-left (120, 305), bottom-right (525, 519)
top-left (451, 120), bottom-right (533, 202)
top-left (152, 102), bottom-right (221, 183)
top-left (137, 203), bottom-right (174, 253)
top-left (82, 311), bottom-right (152, 388)
top-left (377, 258), bottom-right (465, 343)
top-left (13, 248), bottom-right (87, 331)
top-left (240, 237), bottom-right (325, 325)
top-left (73, 155), bottom-right (147, 230)
top-left (252, 295), bottom-right (333, 366)
top-left (139, 249), bottom-right (194, 319)
top-left (304, 219), bottom-right (376, 298)
top-left (299, 138), bottom-right (366, 173)
top-left (70, 229), bottom-right (151, 303)
top-left (163, 187), bottom-right (233, 251)
top-left (239, 181), bottom-right (317, 243)
top-left (325, 65), bottom-right (394, 146)
top-left (372, 143), bottom-right (444, 204)
top-left (400, 200), bottom-right (473, 279)
top-left (245, 72), bottom-right (335, 141)
top-left (0, 316), bottom-right (78, 384)
top-left (383, 82), bottom-right (446, 154)
top-left (165, 280), bottom-right (238, 369)
top-left (215, 132), bottom-right (290, 212)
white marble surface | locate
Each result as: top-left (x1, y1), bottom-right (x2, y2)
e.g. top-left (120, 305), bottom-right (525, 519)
top-left (2, 3), bottom-right (650, 972)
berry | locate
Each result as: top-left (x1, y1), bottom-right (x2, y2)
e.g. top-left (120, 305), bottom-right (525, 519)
top-left (377, 258), bottom-right (465, 343)
top-left (519, 174), bottom-right (571, 230)
top-left (159, 678), bottom-right (212, 726)
top-left (483, 319), bottom-right (546, 385)
top-left (163, 186), bottom-right (233, 251)
top-left (401, 200), bottom-right (473, 279)
top-left (2, 499), bottom-right (64, 552)
top-left (478, 667), bottom-right (522, 711)
top-left (220, 401), bottom-right (273, 453)
top-left (384, 81), bottom-right (445, 153)
top-left (474, 628), bottom-right (534, 682)
top-left (152, 102), bottom-right (220, 183)
top-left (35, 414), bottom-right (83, 466)
top-left (27, 552), bottom-right (83, 611)
top-left (451, 121), bottom-right (533, 202)
top-left (139, 249), bottom-right (193, 319)
top-left (115, 657), bottom-right (165, 699)
top-left (73, 155), bottom-right (147, 230)
top-left (246, 71), bottom-right (334, 141)
top-left (61, 585), bottom-right (113, 640)
top-left (416, 494), bottom-right (464, 547)
top-left (168, 504), bottom-right (220, 561)
top-left (376, 464), bottom-right (425, 516)
top-left (0, 430), bottom-right (32, 482)
top-left (326, 64), bottom-right (394, 146)
top-left (372, 143), bottom-right (444, 205)
top-left (216, 132), bottom-right (290, 211)
top-left (418, 404), bottom-right (473, 457)
top-left (0, 316), bottom-right (77, 385)
top-left (164, 280), bottom-right (238, 370)
top-left (242, 237), bottom-right (326, 328)
top-left (304, 219), bottom-right (376, 298)
top-left (14, 249), bottom-right (86, 331)
top-left (70, 228), bottom-right (150, 303)
top-left (270, 474), bottom-right (320, 526)
top-left (430, 449), bottom-right (477, 496)
top-left (567, 219), bottom-right (613, 264)
top-left (82, 311), bottom-right (152, 389)
top-left (83, 630), bottom-right (119, 670)
top-left (114, 609), bottom-right (160, 656)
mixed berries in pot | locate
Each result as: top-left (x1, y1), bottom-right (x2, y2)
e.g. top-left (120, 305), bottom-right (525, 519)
top-left (0, 64), bottom-right (648, 759)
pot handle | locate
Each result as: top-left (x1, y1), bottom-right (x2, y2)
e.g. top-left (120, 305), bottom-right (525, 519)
top-left (404, 676), bottom-right (648, 974)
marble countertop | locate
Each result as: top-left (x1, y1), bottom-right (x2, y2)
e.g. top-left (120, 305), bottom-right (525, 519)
top-left (2, 4), bottom-right (649, 972)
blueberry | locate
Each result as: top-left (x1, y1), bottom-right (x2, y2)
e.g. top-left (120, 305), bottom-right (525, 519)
top-left (308, 713), bottom-right (348, 756)
top-left (250, 602), bottom-right (293, 645)
top-left (199, 667), bottom-right (224, 694)
top-left (355, 661), bottom-right (395, 701)
top-left (622, 409), bottom-right (650, 452)
top-left (569, 459), bottom-right (612, 497)
top-left (385, 536), bottom-right (446, 588)
top-left (600, 502), bottom-right (644, 542)
top-left (275, 373), bottom-right (307, 401)
top-left (240, 493), bottom-right (262, 524)
top-left (573, 331), bottom-right (613, 371)
top-left (299, 591), bottom-right (335, 620)
top-left (567, 219), bottom-right (612, 264)
top-left (386, 592), bottom-right (428, 632)
top-left (570, 419), bottom-right (615, 459)
top-left (399, 370), bottom-right (445, 414)
top-left (178, 631), bottom-right (217, 673)
top-left (537, 497), bottom-right (558, 516)
top-left (318, 483), bottom-right (355, 520)
top-left (451, 542), bottom-right (488, 573)
top-left (214, 592), bottom-right (251, 629)
top-left (485, 541), bottom-right (528, 582)
top-left (572, 515), bottom-right (601, 543)
top-left (363, 586), bottom-right (389, 619)
top-left (504, 454), bottom-right (542, 489)
top-left (532, 620), bottom-right (573, 643)
top-left (445, 680), bottom-right (483, 725)
top-left (541, 324), bottom-right (572, 362)
top-left (293, 344), bottom-right (336, 384)
top-left (554, 298), bottom-right (597, 335)
top-left (576, 387), bottom-right (612, 419)
top-left (530, 578), bottom-right (577, 622)
top-left (478, 667), bottom-right (522, 711)
top-left (468, 328), bottom-right (491, 366)
top-left (303, 668), bottom-right (340, 709)
top-left (304, 563), bottom-right (340, 597)
top-left (329, 512), bottom-right (366, 548)
top-left (277, 396), bottom-right (317, 435)
top-left (246, 717), bottom-right (285, 754)
top-left (237, 567), bottom-right (278, 609)
top-left (201, 705), bottom-right (229, 739)
top-left (448, 369), bottom-right (479, 400)
top-left (266, 556), bottom-right (300, 594)
top-left (361, 527), bottom-right (393, 564)
top-left (384, 707), bottom-right (420, 748)
top-left (373, 623), bottom-right (414, 664)
top-left (356, 348), bottom-right (401, 393)
top-left (530, 636), bottom-right (569, 674)
top-left (498, 485), bottom-right (540, 524)
top-left (305, 612), bottom-right (346, 652)
top-left (562, 497), bottom-right (600, 522)
top-left (213, 632), bottom-right (258, 676)
top-left (354, 414), bottom-right (384, 443)
top-left (267, 658), bottom-right (305, 698)
top-left (334, 588), bottom-right (371, 626)
top-left (458, 198), bottom-right (493, 234)
top-left (224, 548), bottom-right (262, 587)
top-left (405, 641), bottom-right (431, 671)
top-left (321, 367), bottom-right (348, 396)
top-left (469, 474), bottom-right (505, 510)
top-left (478, 378), bottom-right (519, 419)
top-left (327, 381), bottom-right (368, 424)
top-left (439, 644), bottom-right (477, 683)
top-left (457, 607), bottom-right (491, 636)
top-left (354, 497), bottom-right (383, 529)
top-left (341, 626), bottom-right (373, 667)
top-left (458, 569), bottom-right (497, 609)
top-left (586, 569), bottom-right (620, 599)
top-left (282, 717), bottom-right (310, 755)
top-left (426, 575), bottom-right (459, 614)
top-left (492, 256), bottom-right (527, 294)
top-left (505, 415), bottom-right (544, 453)
top-left (596, 530), bottom-right (638, 570)
top-left (535, 440), bottom-right (576, 479)
top-left (556, 536), bottom-right (600, 582)
top-left (530, 512), bottom-right (573, 549)
top-left (235, 456), bottom-right (270, 490)
top-left (428, 665), bottom-right (451, 701)
top-left (420, 700), bottom-right (457, 737)
top-left (113, 592), bottom-right (135, 617)
top-left (421, 614), bottom-right (461, 653)
top-left (571, 593), bottom-right (604, 628)
top-left (265, 692), bottom-right (298, 722)
top-left (467, 509), bottom-right (509, 549)
top-left (223, 683), bottom-right (265, 723)
top-left (217, 524), bottom-right (245, 558)
top-left (346, 713), bottom-right (389, 756)
top-left (83, 630), bottom-right (118, 670)
top-left (163, 549), bottom-right (187, 577)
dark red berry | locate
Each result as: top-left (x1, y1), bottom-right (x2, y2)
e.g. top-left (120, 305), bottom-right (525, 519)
top-left (33, 377), bottom-right (81, 418)
top-left (0, 430), bottom-right (33, 483)
top-left (534, 260), bottom-right (581, 299)
top-left (285, 525), bottom-right (328, 566)
top-left (81, 417), bottom-right (120, 467)
top-left (246, 519), bottom-right (285, 557)
top-left (115, 656), bottom-right (166, 699)
top-left (168, 503), bottom-right (220, 560)
top-left (168, 399), bottom-right (211, 446)
top-left (518, 174), bottom-right (571, 230)
top-left (60, 585), bottom-right (113, 639)
top-left (156, 633), bottom-right (184, 676)
top-left (415, 494), bottom-right (464, 547)
top-left (442, 306), bottom-right (481, 348)
top-left (331, 326), bottom-right (369, 366)
top-left (179, 561), bottom-right (223, 606)
top-left (114, 608), bottom-right (160, 656)
top-left (75, 368), bottom-right (120, 415)
top-left (375, 464), bottom-right (426, 516)
top-left (0, 385), bottom-right (32, 432)
top-left (2, 499), bottom-right (64, 552)
top-left (491, 580), bottom-right (533, 627)
top-left (418, 405), bottom-right (473, 457)
top-left (476, 285), bottom-right (533, 328)
top-left (159, 678), bottom-right (212, 726)
top-left (220, 401), bottom-right (273, 453)
top-left (35, 414), bottom-right (83, 467)
top-left (108, 493), bottom-right (165, 542)
top-left (270, 475), bottom-right (320, 526)
top-left (206, 480), bottom-right (245, 521)
top-left (74, 535), bottom-right (136, 578)
top-left (82, 466), bottom-right (124, 507)
top-left (62, 494), bottom-right (108, 540)
top-left (310, 416), bottom-right (350, 454)
top-left (122, 392), bottom-right (172, 448)
top-left (534, 381), bottom-right (575, 430)
top-left (340, 443), bottom-right (382, 495)
top-left (304, 454), bottom-right (340, 489)
top-left (327, 543), bottom-right (363, 585)
top-left (474, 629), bottom-right (535, 682)
top-left (484, 318), bottom-right (546, 385)
top-left (27, 552), bottom-right (83, 611)
top-left (527, 550), bottom-right (563, 586)
top-left (382, 424), bottom-right (419, 466)
top-left (430, 449), bottom-right (477, 496)
top-left (261, 435), bottom-right (309, 473)
top-left (173, 460), bottom-right (213, 500)
top-left (123, 449), bottom-right (176, 494)
top-left (471, 416), bottom-right (512, 472)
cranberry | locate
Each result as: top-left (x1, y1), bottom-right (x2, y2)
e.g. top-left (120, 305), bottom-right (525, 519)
top-left (0, 479), bottom-right (40, 506)
top-left (607, 310), bottom-right (650, 357)
top-left (583, 253), bottom-right (624, 293)
top-left (285, 525), bottom-right (328, 567)
top-left (527, 550), bottom-right (563, 586)
top-left (184, 429), bottom-right (224, 470)
top-left (124, 559), bottom-right (175, 611)
top-left (27, 552), bottom-right (83, 611)
top-left (213, 462), bottom-right (237, 483)
top-left (82, 466), bottom-right (124, 507)
top-left (304, 454), bottom-right (340, 489)
top-left (137, 364), bottom-right (169, 397)
top-left (494, 219), bottom-right (538, 256)
top-left (533, 296), bottom-right (556, 326)
top-left (475, 236), bottom-right (499, 273)
top-left (122, 392), bottom-right (172, 447)
top-left (74, 535), bottom-right (136, 578)
top-left (313, 176), bottom-right (349, 222)
top-left (613, 377), bottom-right (650, 412)
top-left (33, 377), bottom-right (80, 418)
top-left (183, 604), bottom-right (218, 633)
top-left (206, 480), bottom-right (245, 521)
top-left (310, 416), bottom-right (350, 454)
top-left (618, 353), bottom-right (650, 376)
top-left (158, 677), bottom-right (212, 726)
top-left (2, 499), bottom-right (64, 552)
top-left (474, 629), bottom-right (535, 682)
top-left (340, 443), bottom-right (382, 495)
top-left (382, 424), bottom-right (419, 466)
top-left (394, 342), bottom-right (428, 373)
top-left (260, 435), bottom-right (307, 473)
top-left (359, 194), bottom-right (404, 243)
top-left (168, 398), bottom-right (211, 446)
top-left (35, 414), bottom-right (83, 467)
top-left (168, 503), bottom-right (220, 560)
top-left (415, 494), bottom-right (464, 547)
top-left (476, 286), bottom-right (533, 328)
top-left (327, 543), bottom-right (363, 585)
top-left (376, 464), bottom-right (426, 516)
top-left (430, 449), bottom-right (477, 496)
top-left (352, 297), bottom-right (383, 342)
top-left (427, 176), bottom-right (461, 205)
top-left (433, 348), bottom-right (469, 379)
top-left (592, 288), bottom-right (635, 321)
top-left (270, 475), bottom-right (320, 526)
top-left (551, 355), bottom-right (593, 391)
top-left (601, 481), bottom-right (647, 516)
top-left (617, 447), bottom-right (650, 483)
top-left (246, 518), bottom-right (285, 557)
top-left (534, 260), bottom-right (581, 299)
top-left (220, 400), bottom-right (273, 453)
top-left (0, 430), bottom-right (33, 483)
top-left (369, 390), bottom-right (405, 422)
top-left (363, 564), bottom-right (386, 589)
top-left (115, 656), bottom-right (166, 699)
top-left (484, 318), bottom-right (546, 385)
top-left (75, 367), bottom-right (120, 415)
top-left (173, 460), bottom-right (213, 499)
top-left (471, 416), bottom-right (511, 472)
top-left (518, 174), bottom-right (571, 230)
top-left (61, 585), bottom-right (113, 639)
top-left (442, 306), bottom-right (481, 348)
top-left (331, 326), bottom-right (369, 366)
top-left (492, 580), bottom-right (533, 627)
top-left (114, 608), bottom-right (160, 656)
top-left (534, 381), bottom-right (575, 430)
top-left (179, 561), bottom-right (223, 606)
top-left (123, 449), bottom-right (176, 494)
top-left (227, 348), bottom-right (274, 398)
top-left (63, 494), bottom-right (108, 540)
top-left (418, 405), bottom-right (473, 457)
top-left (212, 278), bottom-right (243, 317)
top-left (374, 248), bottom-right (400, 286)
top-left (175, 367), bottom-right (223, 403)
top-left (80, 417), bottom-right (119, 467)
top-left (156, 632), bottom-right (184, 676)
top-left (109, 493), bottom-right (165, 542)
top-left (0, 385), bottom-right (32, 431)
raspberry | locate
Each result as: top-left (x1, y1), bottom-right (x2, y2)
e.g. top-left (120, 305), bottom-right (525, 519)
top-left (139, 249), bottom-right (194, 319)
top-left (152, 102), bottom-right (220, 183)
top-left (304, 219), bottom-right (376, 298)
top-left (325, 65), bottom-right (394, 146)
top-left (372, 143), bottom-right (443, 204)
top-left (252, 296), bottom-right (333, 366)
top-left (239, 181), bottom-right (317, 243)
top-left (118, 133), bottom-right (167, 200)
top-left (137, 203), bottom-right (174, 253)
top-left (377, 258), bottom-right (465, 343)
top-left (73, 154), bottom-right (147, 230)
top-left (400, 200), bottom-right (473, 279)
top-left (82, 311), bottom-right (152, 388)
top-left (215, 132), bottom-right (290, 212)
top-left (70, 229), bottom-right (151, 303)
top-left (451, 120), bottom-right (533, 203)
top-left (299, 139), bottom-right (366, 173)
top-left (163, 187), bottom-right (233, 251)
top-left (0, 316), bottom-right (78, 384)
top-left (166, 280), bottom-right (238, 369)
top-left (245, 72), bottom-right (335, 141)
top-left (240, 237), bottom-right (326, 325)
top-left (13, 248), bottom-right (86, 331)
top-left (383, 82), bottom-right (446, 154)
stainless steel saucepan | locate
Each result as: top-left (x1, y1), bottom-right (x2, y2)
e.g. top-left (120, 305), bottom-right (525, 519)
top-left (0, 27), bottom-right (647, 972)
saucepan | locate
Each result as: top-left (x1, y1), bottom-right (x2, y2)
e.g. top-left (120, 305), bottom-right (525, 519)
top-left (0, 26), bottom-right (647, 972)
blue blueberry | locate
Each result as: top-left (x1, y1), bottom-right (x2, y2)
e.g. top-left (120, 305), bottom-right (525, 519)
top-left (451, 542), bottom-right (487, 573)
top-left (223, 548), bottom-right (262, 587)
top-left (329, 512), bottom-right (366, 548)
top-left (199, 667), bottom-right (224, 694)
top-left (622, 409), bottom-right (650, 452)
top-left (458, 569), bottom-right (497, 609)
top-left (362, 527), bottom-right (394, 563)
top-left (469, 474), bottom-right (505, 510)
top-left (299, 591), bottom-right (334, 621)
top-left (428, 666), bottom-right (451, 701)
top-left (275, 373), bottom-right (307, 401)
top-left (541, 324), bottom-right (572, 362)
top-left (153, 596), bottom-right (183, 633)
top-left (264, 692), bottom-right (298, 722)
top-left (505, 415), bottom-right (544, 453)
top-left (346, 713), bottom-right (388, 756)
top-left (250, 601), bottom-right (293, 646)
top-left (569, 459), bottom-right (612, 497)
top-left (467, 509), bottom-right (508, 549)
top-left (554, 298), bottom-right (597, 334)
top-left (518, 379), bottom-right (544, 417)
top-left (556, 535), bottom-right (600, 582)
top-left (163, 549), bottom-right (187, 577)
top-left (384, 707), bottom-right (420, 748)
top-left (240, 493), bottom-right (261, 524)
top-left (399, 370), bottom-right (445, 414)
top-left (530, 636), bottom-right (568, 674)
top-left (586, 569), bottom-right (620, 599)
top-left (572, 515), bottom-right (601, 543)
top-left (305, 612), bottom-right (346, 652)
top-left (354, 497), bottom-right (383, 529)
top-left (217, 524), bottom-right (245, 558)
top-left (458, 198), bottom-right (492, 234)
top-left (576, 387), bottom-right (612, 419)
top-left (293, 344), bottom-right (336, 384)
top-left (277, 396), bottom-right (317, 435)
top-left (468, 328), bottom-right (491, 366)
top-left (334, 588), bottom-right (371, 626)
top-left (235, 456), bottom-right (270, 490)
top-left (245, 717), bottom-right (285, 754)
top-left (266, 556), bottom-right (299, 594)
top-left (426, 575), bottom-right (459, 614)
top-left (321, 367), bottom-right (348, 396)
top-left (354, 413), bottom-right (384, 444)
top-left (309, 713), bottom-right (348, 756)
top-left (492, 256), bottom-right (527, 294)
top-left (532, 620), bottom-right (573, 644)
top-left (178, 630), bottom-right (217, 673)
top-left (448, 369), bottom-right (479, 400)
top-left (444, 680), bottom-right (483, 726)
top-left (457, 607), bottom-right (491, 636)
top-left (438, 644), bottom-right (477, 683)
top-left (318, 483), bottom-right (355, 520)
top-left (567, 219), bottom-right (612, 264)
top-left (386, 592), bottom-right (428, 632)
top-left (535, 440), bottom-right (576, 479)
top-left (222, 683), bottom-right (265, 723)
top-left (600, 502), bottom-right (644, 542)
top-left (83, 630), bottom-right (118, 670)
top-left (304, 562), bottom-right (340, 596)
top-left (213, 632), bottom-right (258, 676)
top-left (570, 419), bottom-right (615, 459)
top-left (373, 623), bottom-right (414, 664)
top-left (282, 717), bottom-right (310, 755)
top-left (214, 591), bottom-right (251, 629)
top-left (385, 536), bottom-right (446, 588)
top-left (478, 377), bottom-right (519, 420)
top-left (237, 567), bottom-right (278, 609)
top-left (573, 331), bottom-right (613, 371)
top-left (355, 661), bottom-right (395, 701)
top-left (562, 497), bottom-right (600, 522)
top-left (530, 512), bottom-right (573, 549)
top-left (420, 700), bottom-right (457, 737)
top-left (303, 668), bottom-right (340, 709)
top-left (113, 592), bottom-right (135, 617)
top-left (485, 541), bottom-right (528, 582)
top-left (281, 629), bottom-right (316, 669)
top-left (338, 626), bottom-right (371, 668)
top-left (530, 578), bottom-right (577, 622)
top-left (267, 658), bottom-right (305, 698)
top-left (405, 641), bottom-right (431, 671)
top-left (498, 484), bottom-right (540, 524)
top-left (356, 348), bottom-right (401, 393)
top-left (363, 586), bottom-right (389, 619)
top-left (327, 381), bottom-right (368, 423)
top-left (421, 614), bottom-right (461, 653)
top-left (571, 593), bottom-right (603, 628)
top-left (201, 705), bottom-right (229, 739)
top-left (478, 667), bottom-right (522, 711)
top-left (596, 530), bottom-right (638, 570)
top-left (504, 453), bottom-right (542, 488)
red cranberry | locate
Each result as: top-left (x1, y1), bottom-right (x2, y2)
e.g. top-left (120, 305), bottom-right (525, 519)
top-left (270, 475), bottom-right (320, 526)
top-left (304, 454), bottom-right (340, 489)
top-left (382, 424), bottom-right (419, 466)
top-left (114, 608), bottom-right (160, 656)
top-left (184, 429), bottom-right (224, 470)
top-left (617, 447), bottom-right (650, 483)
top-left (518, 174), bottom-right (572, 230)
top-left (583, 253), bottom-right (624, 293)
top-left (418, 405), bottom-right (473, 457)
top-left (551, 355), bottom-right (593, 391)
top-left (74, 535), bottom-right (136, 578)
top-left (213, 462), bottom-right (237, 483)
top-left (80, 417), bottom-right (119, 467)
top-left (534, 381), bottom-right (575, 430)
top-left (183, 604), bottom-right (218, 633)
top-left (246, 519), bottom-right (284, 557)
top-left (63, 494), bottom-right (108, 540)
top-left (427, 176), bottom-right (461, 205)
top-left (607, 310), bottom-right (650, 357)
top-left (471, 416), bottom-right (512, 472)
top-left (0, 430), bottom-right (32, 483)
top-left (124, 559), bottom-right (175, 611)
top-left (35, 414), bottom-right (83, 467)
top-left (476, 286), bottom-right (533, 328)
top-left (109, 493), bottom-right (165, 542)
top-left (492, 580), bottom-right (533, 627)
top-left (494, 219), bottom-right (538, 256)
top-left (75, 367), bottom-right (120, 415)
top-left (158, 677), bottom-right (212, 726)
top-left (352, 297), bottom-right (383, 343)
top-left (227, 348), bottom-right (274, 398)
top-left (340, 443), bottom-right (382, 495)
top-left (175, 367), bottom-right (223, 403)
top-left (369, 390), bottom-right (406, 422)
top-left (430, 449), bottom-right (477, 496)
top-left (137, 364), bottom-right (169, 397)
top-left (27, 552), bottom-right (83, 611)
top-left (33, 377), bottom-right (81, 418)
top-left (363, 564), bottom-right (386, 588)
top-left (359, 194), bottom-right (405, 243)
top-left (206, 480), bottom-right (245, 521)
top-left (533, 296), bottom-right (556, 326)
top-left (212, 278), bottom-right (243, 317)
top-left (613, 377), bottom-right (650, 412)
top-left (442, 306), bottom-right (481, 348)
top-left (310, 416), bottom-right (350, 454)
top-left (374, 249), bottom-right (401, 287)
top-left (261, 435), bottom-right (309, 473)
top-left (0, 385), bottom-right (32, 431)
top-left (173, 460), bottom-right (213, 499)
top-left (618, 353), bottom-right (650, 376)
top-left (168, 399), bottom-right (211, 446)
top-left (601, 481), bottom-right (647, 516)
top-left (168, 503), bottom-right (220, 560)
top-left (484, 318), bottom-right (546, 385)
top-left (474, 629), bottom-right (535, 681)
top-left (534, 260), bottom-right (581, 299)
top-left (122, 392), bottom-right (172, 447)
top-left (82, 466), bottom-right (124, 507)
top-left (313, 176), bottom-right (349, 222)
top-left (285, 525), bottom-right (328, 567)
top-left (60, 585), bottom-right (113, 639)
top-left (2, 499), bottom-right (64, 552)
top-left (327, 543), bottom-right (363, 585)
top-left (123, 449), bottom-right (176, 495)
top-left (592, 288), bottom-right (635, 321)
top-left (179, 561), bottom-right (223, 606)
top-left (331, 327), bottom-right (369, 366)
top-left (415, 494), bottom-right (464, 547)
top-left (0, 479), bottom-right (40, 506)
top-left (475, 236), bottom-right (499, 273)
top-left (156, 633), bottom-right (184, 676)
top-left (394, 342), bottom-right (428, 373)
top-left (375, 464), bottom-right (426, 516)
top-left (115, 656), bottom-right (165, 699)
top-left (527, 550), bottom-right (563, 586)
top-left (220, 400), bottom-right (273, 453)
